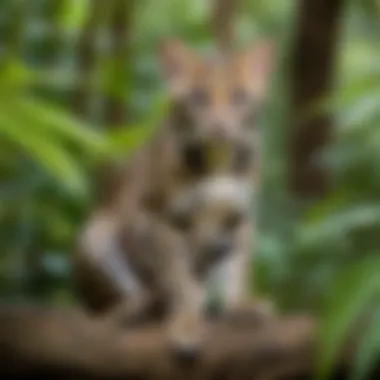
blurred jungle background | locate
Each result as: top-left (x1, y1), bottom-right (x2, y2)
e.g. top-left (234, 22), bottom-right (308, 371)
top-left (0, 0), bottom-right (379, 378)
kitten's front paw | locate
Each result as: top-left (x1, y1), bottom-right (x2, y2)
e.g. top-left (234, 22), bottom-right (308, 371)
top-left (224, 299), bottom-right (276, 328)
top-left (107, 292), bottom-right (151, 328)
top-left (167, 312), bottom-right (207, 363)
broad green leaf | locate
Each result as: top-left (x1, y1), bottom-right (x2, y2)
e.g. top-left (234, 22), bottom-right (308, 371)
top-left (316, 257), bottom-right (380, 380)
top-left (106, 124), bottom-right (156, 154)
top-left (0, 113), bottom-right (87, 195)
top-left (106, 95), bottom-right (169, 154)
top-left (350, 307), bottom-right (380, 380)
top-left (322, 76), bottom-right (380, 112)
top-left (298, 205), bottom-right (380, 251)
top-left (304, 191), bottom-right (354, 224)
top-left (4, 97), bottom-right (109, 154)
top-left (58, 0), bottom-right (89, 31)
top-left (0, 60), bottom-right (33, 92)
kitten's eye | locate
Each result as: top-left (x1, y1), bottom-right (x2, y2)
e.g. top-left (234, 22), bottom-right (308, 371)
top-left (224, 212), bottom-right (244, 231)
top-left (231, 88), bottom-right (249, 106)
top-left (189, 88), bottom-right (209, 107)
top-left (169, 212), bottom-right (192, 231)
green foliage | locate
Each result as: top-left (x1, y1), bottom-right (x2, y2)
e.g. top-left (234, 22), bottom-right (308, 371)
top-left (253, 1), bottom-right (380, 377)
top-left (350, 309), bottom-right (380, 380)
top-left (316, 257), bottom-right (380, 380)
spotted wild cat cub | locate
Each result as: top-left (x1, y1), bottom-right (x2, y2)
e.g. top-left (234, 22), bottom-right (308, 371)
top-left (73, 39), bottom-right (275, 354)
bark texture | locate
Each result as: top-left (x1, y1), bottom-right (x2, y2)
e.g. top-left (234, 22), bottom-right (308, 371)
top-left (0, 306), bottom-right (377, 380)
top-left (212, 0), bottom-right (239, 52)
top-left (290, 0), bottom-right (344, 198)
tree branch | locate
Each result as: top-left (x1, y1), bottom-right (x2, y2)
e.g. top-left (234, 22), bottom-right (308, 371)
top-left (0, 306), bottom-right (376, 380)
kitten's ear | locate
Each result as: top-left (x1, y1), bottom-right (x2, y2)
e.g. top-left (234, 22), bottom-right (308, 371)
top-left (238, 39), bottom-right (275, 97)
top-left (158, 39), bottom-right (200, 95)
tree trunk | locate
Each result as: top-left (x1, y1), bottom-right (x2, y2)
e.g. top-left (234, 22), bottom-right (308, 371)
top-left (103, 0), bottom-right (134, 128)
top-left (289, 0), bottom-right (344, 200)
top-left (93, 0), bottom-right (134, 203)
top-left (211, 0), bottom-right (239, 53)
top-left (73, 0), bottom-right (104, 119)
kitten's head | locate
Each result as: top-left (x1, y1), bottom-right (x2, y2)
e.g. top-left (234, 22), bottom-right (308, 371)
top-left (158, 39), bottom-right (275, 144)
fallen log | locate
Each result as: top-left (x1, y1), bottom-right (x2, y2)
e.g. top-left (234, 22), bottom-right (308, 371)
top-left (0, 306), bottom-right (376, 380)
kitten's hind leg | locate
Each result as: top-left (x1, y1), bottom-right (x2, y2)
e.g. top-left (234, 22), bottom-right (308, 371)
top-left (76, 213), bottom-right (149, 326)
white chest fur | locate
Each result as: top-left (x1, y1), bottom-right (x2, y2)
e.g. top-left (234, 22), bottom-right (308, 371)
top-left (170, 175), bottom-right (254, 214)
